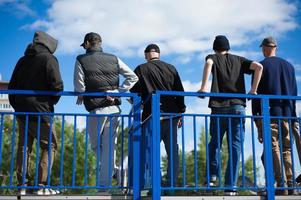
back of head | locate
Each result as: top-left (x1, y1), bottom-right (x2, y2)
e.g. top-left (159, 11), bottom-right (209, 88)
top-left (260, 36), bottom-right (277, 57)
top-left (144, 44), bottom-right (160, 61)
top-left (33, 31), bottom-right (58, 54)
top-left (213, 35), bottom-right (230, 52)
top-left (144, 44), bottom-right (160, 54)
top-left (81, 32), bottom-right (102, 48)
top-left (260, 36), bottom-right (277, 48)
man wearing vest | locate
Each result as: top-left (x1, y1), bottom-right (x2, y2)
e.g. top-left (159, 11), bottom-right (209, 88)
top-left (73, 32), bottom-right (138, 188)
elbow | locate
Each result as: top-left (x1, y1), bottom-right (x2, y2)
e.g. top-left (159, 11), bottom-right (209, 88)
top-left (258, 63), bottom-right (263, 72)
top-left (253, 62), bottom-right (263, 75)
top-left (132, 75), bottom-right (139, 84)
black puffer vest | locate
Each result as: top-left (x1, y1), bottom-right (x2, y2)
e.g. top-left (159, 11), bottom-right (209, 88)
top-left (77, 48), bottom-right (120, 111)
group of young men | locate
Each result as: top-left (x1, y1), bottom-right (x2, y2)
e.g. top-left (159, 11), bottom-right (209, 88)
top-left (8, 30), bottom-right (299, 196)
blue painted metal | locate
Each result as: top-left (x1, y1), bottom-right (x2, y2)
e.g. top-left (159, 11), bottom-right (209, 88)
top-left (277, 118), bottom-right (285, 187)
top-left (240, 117), bottom-right (245, 188)
top-left (120, 116), bottom-right (125, 186)
top-left (47, 116), bottom-right (54, 186)
top-left (72, 116), bottom-right (77, 187)
top-left (2, 89), bottom-right (301, 199)
top-left (217, 117), bottom-right (221, 187)
top-left (0, 114), bottom-right (3, 174)
top-left (288, 119), bottom-right (296, 185)
top-left (181, 116), bottom-right (186, 187)
top-left (84, 116), bottom-right (89, 186)
top-left (34, 116), bottom-right (41, 186)
top-left (152, 93), bottom-right (161, 200)
top-left (96, 115), bottom-right (101, 186)
top-left (169, 117), bottom-right (174, 188)
top-left (228, 117), bottom-right (233, 187)
top-left (261, 98), bottom-right (275, 200)
top-left (132, 94), bottom-right (141, 200)
top-left (21, 116), bottom-right (29, 186)
top-left (205, 116), bottom-right (210, 188)
top-left (59, 115), bottom-right (65, 187)
top-left (193, 116), bottom-right (198, 187)
top-left (109, 117), bottom-right (113, 185)
top-left (250, 118), bottom-right (257, 187)
top-left (9, 115), bottom-right (17, 186)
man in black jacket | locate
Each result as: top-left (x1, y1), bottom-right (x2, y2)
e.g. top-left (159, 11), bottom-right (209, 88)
top-left (9, 31), bottom-right (63, 195)
top-left (130, 44), bottom-right (186, 187)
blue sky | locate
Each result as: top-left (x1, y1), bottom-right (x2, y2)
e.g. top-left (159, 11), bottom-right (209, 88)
top-left (1, 0), bottom-right (301, 182)
top-left (0, 0), bottom-right (300, 122)
top-left (0, 0), bottom-right (300, 112)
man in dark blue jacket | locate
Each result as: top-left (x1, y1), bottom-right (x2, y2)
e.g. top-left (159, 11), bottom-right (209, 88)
top-left (252, 36), bottom-right (299, 195)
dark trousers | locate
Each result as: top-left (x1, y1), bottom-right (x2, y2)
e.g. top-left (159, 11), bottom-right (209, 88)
top-left (16, 118), bottom-right (57, 186)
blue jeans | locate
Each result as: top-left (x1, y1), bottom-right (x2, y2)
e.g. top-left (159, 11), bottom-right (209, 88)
top-left (208, 105), bottom-right (245, 187)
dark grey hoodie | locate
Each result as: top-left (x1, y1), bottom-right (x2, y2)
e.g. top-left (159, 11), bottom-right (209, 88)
top-left (8, 31), bottom-right (63, 121)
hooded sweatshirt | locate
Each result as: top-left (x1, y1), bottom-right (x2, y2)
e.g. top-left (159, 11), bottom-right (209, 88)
top-left (8, 31), bottom-right (63, 122)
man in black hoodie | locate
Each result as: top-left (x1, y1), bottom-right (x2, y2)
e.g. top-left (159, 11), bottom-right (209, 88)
top-left (8, 31), bottom-right (63, 195)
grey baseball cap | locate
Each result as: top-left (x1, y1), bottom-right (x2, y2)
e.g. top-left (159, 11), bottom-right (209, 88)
top-left (260, 36), bottom-right (277, 47)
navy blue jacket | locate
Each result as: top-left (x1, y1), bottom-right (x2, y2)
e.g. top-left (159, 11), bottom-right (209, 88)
top-left (252, 56), bottom-right (297, 117)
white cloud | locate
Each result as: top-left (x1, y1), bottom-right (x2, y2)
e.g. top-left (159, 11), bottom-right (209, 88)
top-left (182, 80), bottom-right (202, 92)
top-left (24, 0), bottom-right (298, 56)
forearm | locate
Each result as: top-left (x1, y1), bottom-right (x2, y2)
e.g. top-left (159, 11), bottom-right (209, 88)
top-left (250, 62), bottom-right (263, 93)
top-left (118, 58), bottom-right (138, 92)
top-left (199, 60), bottom-right (212, 92)
top-left (74, 60), bottom-right (85, 92)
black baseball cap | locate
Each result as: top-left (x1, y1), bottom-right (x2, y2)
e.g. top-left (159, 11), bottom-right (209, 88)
top-left (260, 36), bottom-right (277, 47)
top-left (80, 32), bottom-right (102, 46)
top-left (144, 44), bottom-right (160, 53)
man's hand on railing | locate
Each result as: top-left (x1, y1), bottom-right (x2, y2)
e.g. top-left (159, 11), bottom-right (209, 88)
top-left (197, 89), bottom-right (207, 99)
top-left (177, 117), bottom-right (183, 128)
top-left (247, 90), bottom-right (257, 101)
top-left (106, 96), bottom-right (115, 102)
top-left (76, 96), bottom-right (84, 105)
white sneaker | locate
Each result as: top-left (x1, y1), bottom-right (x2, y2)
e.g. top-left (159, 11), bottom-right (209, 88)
top-left (18, 188), bottom-right (26, 195)
top-left (224, 190), bottom-right (238, 196)
top-left (36, 188), bottom-right (60, 195)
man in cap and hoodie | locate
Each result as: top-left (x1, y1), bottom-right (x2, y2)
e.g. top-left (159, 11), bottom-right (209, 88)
top-left (252, 36), bottom-right (299, 195)
top-left (9, 31), bottom-right (63, 195)
top-left (198, 35), bottom-right (263, 195)
top-left (74, 32), bottom-right (138, 190)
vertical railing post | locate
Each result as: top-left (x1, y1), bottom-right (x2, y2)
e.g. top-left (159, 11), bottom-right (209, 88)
top-left (152, 93), bottom-right (161, 200)
top-left (261, 97), bottom-right (275, 200)
top-left (132, 94), bottom-right (141, 200)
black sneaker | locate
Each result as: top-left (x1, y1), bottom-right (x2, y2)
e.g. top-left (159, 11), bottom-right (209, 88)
top-left (296, 174), bottom-right (301, 183)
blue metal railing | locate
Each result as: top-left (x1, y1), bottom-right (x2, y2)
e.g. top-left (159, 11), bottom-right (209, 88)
top-left (1, 89), bottom-right (301, 200)
top-left (147, 91), bottom-right (301, 200)
top-left (0, 90), bottom-right (141, 199)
